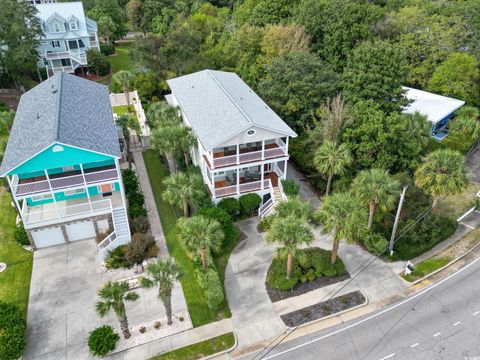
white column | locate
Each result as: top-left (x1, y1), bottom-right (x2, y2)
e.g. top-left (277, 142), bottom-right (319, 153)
top-left (209, 150), bottom-right (214, 169)
top-left (80, 164), bottom-right (93, 213)
top-left (212, 171), bottom-right (216, 199)
top-left (285, 137), bottom-right (289, 155)
top-left (260, 165), bottom-right (264, 191)
top-left (236, 169), bottom-right (240, 195)
top-left (283, 160), bottom-right (288, 180)
top-left (44, 169), bottom-right (60, 219)
top-left (236, 144), bottom-right (240, 165)
top-left (261, 140), bottom-right (265, 160)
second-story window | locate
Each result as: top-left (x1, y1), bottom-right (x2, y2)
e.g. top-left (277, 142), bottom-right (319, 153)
top-left (69, 21), bottom-right (77, 31)
top-left (54, 23), bottom-right (60, 32)
top-left (51, 41), bottom-right (60, 48)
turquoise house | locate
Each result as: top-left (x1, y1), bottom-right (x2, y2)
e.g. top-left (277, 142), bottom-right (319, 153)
top-left (0, 73), bottom-right (130, 253)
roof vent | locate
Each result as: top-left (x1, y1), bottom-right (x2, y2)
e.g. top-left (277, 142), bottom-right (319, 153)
top-left (52, 89), bottom-right (58, 94)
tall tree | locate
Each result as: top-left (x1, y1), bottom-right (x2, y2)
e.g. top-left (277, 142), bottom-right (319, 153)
top-left (126, 0), bottom-right (143, 32)
top-left (117, 114), bottom-right (138, 169)
top-left (232, 0), bottom-right (295, 27)
top-left (317, 192), bottom-right (367, 264)
top-left (352, 169), bottom-right (400, 230)
top-left (95, 281), bottom-right (139, 339)
top-left (450, 106), bottom-right (480, 139)
top-left (343, 39), bottom-right (407, 114)
top-left (0, 0), bottom-right (42, 87)
top-left (178, 127), bottom-right (195, 167)
top-left (140, 258), bottom-right (184, 325)
top-left (88, 0), bottom-right (127, 41)
top-left (150, 126), bottom-right (184, 173)
top-left (163, 172), bottom-right (206, 217)
top-left (177, 216), bottom-right (224, 270)
top-left (313, 140), bottom-right (352, 195)
top-left (415, 149), bottom-right (469, 209)
top-left (274, 196), bottom-right (312, 220)
top-left (113, 70), bottom-right (135, 106)
top-left (266, 215), bottom-right (313, 279)
top-left (147, 102), bottom-right (180, 128)
top-left (97, 15), bottom-right (117, 44)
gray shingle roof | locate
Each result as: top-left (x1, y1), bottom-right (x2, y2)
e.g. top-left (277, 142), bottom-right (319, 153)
top-left (0, 73), bottom-right (120, 176)
top-left (166, 70), bottom-right (296, 150)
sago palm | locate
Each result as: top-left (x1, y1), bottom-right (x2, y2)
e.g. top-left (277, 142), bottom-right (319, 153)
top-left (163, 172), bottom-right (206, 217)
top-left (352, 168), bottom-right (400, 229)
top-left (113, 70), bottom-right (135, 105)
top-left (177, 216), bottom-right (224, 270)
top-left (317, 192), bottom-right (367, 264)
top-left (274, 195), bottom-right (312, 220)
top-left (266, 215), bottom-right (313, 279)
top-left (95, 281), bottom-right (139, 339)
top-left (314, 140), bottom-right (352, 195)
top-left (415, 149), bottom-right (469, 209)
top-left (140, 258), bottom-right (184, 325)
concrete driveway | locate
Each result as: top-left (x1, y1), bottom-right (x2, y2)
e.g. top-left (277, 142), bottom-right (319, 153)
top-left (25, 240), bottom-right (186, 360)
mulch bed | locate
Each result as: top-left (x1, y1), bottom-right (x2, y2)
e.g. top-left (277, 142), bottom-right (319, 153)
top-left (266, 272), bottom-right (350, 302)
top-left (281, 291), bottom-right (366, 327)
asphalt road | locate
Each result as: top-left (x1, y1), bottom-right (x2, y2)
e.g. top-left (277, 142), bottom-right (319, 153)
top-left (242, 255), bottom-right (480, 360)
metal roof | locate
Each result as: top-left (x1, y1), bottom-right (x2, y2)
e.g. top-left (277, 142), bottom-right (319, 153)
top-left (166, 70), bottom-right (297, 150)
top-left (0, 73), bottom-right (121, 176)
top-left (402, 87), bottom-right (465, 124)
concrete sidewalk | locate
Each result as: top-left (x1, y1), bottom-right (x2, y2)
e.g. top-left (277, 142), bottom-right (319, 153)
top-left (286, 163), bottom-right (320, 209)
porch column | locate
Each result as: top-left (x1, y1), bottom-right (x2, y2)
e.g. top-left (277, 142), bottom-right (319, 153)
top-left (236, 170), bottom-right (240, 195)
top-left (283, 160), bottom-right (288, 179)
top-left (212, 171), bottom-right (216, 198)
top-left (80, 164), bottom-right (93, 213)
top-left (209, 150), bottom-right (215, 169)
top-left (261, 165), bottom-right (264, 191)
top-left (236, 144), bottom-right (240, 165)
top-left (261, 140), bottom-right (265, 160)
top-left (285, 137), bottom-right (289, 154)
top-left (44, 169), bottom-right (60, 219)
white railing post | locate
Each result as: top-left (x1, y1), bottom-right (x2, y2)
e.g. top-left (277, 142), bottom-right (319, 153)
top-left (236, 170), bottom-right (240, 195)
top-left (236, 144), bottom-right (240, 165)
top-left (261, 140), bottom-right (265, 160)
top-left (80, 164), bottom-right (94, 213)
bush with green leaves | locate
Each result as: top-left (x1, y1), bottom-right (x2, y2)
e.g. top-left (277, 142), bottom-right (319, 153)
top-left (127, 191), bottom-right (145, 207)
top-left (122, 169), bottom-right (140, 194)
top-left (87, 49), bottom-right (111, 76)
top-left (281, 179), bottom-right (300, 197)
top-left (125, 233), bottom-right (156, 265)
top-left (0, 301), bottom-right (26, 360)
top-left (14, 225), bottom-right (29, 246)
top-left (217, 198), bottom-right (240, 218)
top-left (87, 325), bottom-right (119, 357)
top-left (105, 245), bottom-right (129, 269)
top-left (195, 267), bottom-right (224, 310)
top-left (364, 233), bottom-right (389, 256)
top-left (128, 204), bottom-right (147, 219)
top-left (239, 193), bottom-right (262, 216)
top-left (267, 256), bottom-right (301, 291)
top-left (259, 215), bottom-right (275, 232)
top-left (100, 42), bottom-right (115, 56)
top-left (197, 207), bottom-right (232, 231)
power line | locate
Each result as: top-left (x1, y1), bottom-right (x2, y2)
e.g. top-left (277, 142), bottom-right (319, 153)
top-left (253, 194), bottom-right (450, 360)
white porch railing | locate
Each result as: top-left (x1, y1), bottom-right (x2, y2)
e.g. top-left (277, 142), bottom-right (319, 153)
top-left (214, 179), bottom-right (271, 198)
top-left (45, 50), bottom-right (87, 65)
top-left (98, 232), bottom-right (131, 263)
top-left (259, 197), bottom-right (275, 218)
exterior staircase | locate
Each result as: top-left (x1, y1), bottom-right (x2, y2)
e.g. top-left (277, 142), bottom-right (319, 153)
top-left (259, 186), bottom-right (286, 218)
top-left (97, 207), bottom-right (131, 263)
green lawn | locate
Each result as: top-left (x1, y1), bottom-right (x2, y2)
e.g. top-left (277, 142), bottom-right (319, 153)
top-left (402, 257), bottom-right (450, 282)
top-left (435, 182), bottom-right (478, 220)
top-left (107, 42), bottom-right (133, 74)
top-left (142, 150), bottom-right (233, 326)
top-left (150, 332), bottom-right (235, 360)
top-left (112, 105), bottom-right (140, 134)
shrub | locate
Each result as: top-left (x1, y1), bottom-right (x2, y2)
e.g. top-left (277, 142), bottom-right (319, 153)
top-left (146, 244), bottom-right (159, 258)
top-left (239, 193), bottom-right (262, 216)
top-left (281, 179), bottom-right (300, 197)
top-left (88, 325), bottom-right (119, 357)
top-left (195, 268), bottom-right (224, 310)
top-left (129, 215), bottom-right (150, 234)
top-left (125, 233), bottom-right (155, 265)
top-left (259, 215), bottom-right (275, 232)
top-left (105, 245), bottom-right (129, 269)
top-left (100, 42), bottom-right (115, 56)
top-left (14, 225), bottom-right (29, 246)
top-left (0, 302), bottom-right (26, 360)
top-left (364, 233), bottom-right (389, 256)
top-left (266, 256), bottom-right (301, 291)
top-left (217, 198), bottom-right (240, 218)
top-left (197, 207), bottom-right (232, 231)
top-left (127, 191), bottom-right (145, 207)
top-left (87, 49), bottom-right (111, 76)
top-left (128, 204), bottom-right (147, 219)
top-left (122, 169), bottom-right (140, 194)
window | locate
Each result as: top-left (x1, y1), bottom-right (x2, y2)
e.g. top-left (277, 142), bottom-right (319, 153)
top-left (54, 23), bottom-right (60, 32)
top-left (68, 40), bottom-right (78, 49)
top-left (51, 41), bottom-right (60, 48)
top-left (64, 189), bottom-right (84, 196)
top-left (69, 21), bottom-right (77, 30)
top-left (61, 58), bottom-right (71, 67)
top-left (78, 39), bottom-right (84, 48)
top-left (246, 129), bottom-right (256, 136)
top-left (31, 194), bottom-right (53, 202)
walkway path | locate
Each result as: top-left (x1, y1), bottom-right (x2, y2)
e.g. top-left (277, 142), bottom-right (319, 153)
top-left (286, 163), bottom-right (320, 208)
top-left (132, 150), bottom-right (168, 259)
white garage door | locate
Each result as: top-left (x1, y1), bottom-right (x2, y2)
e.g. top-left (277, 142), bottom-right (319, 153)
top-left (32, 227), bottom-right (65, 248)
top-left (65, 221), bottom-right (96, 242)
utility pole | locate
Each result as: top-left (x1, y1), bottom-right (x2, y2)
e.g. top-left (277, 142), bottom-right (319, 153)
top-left (389, 186), bottom-right (408, 256)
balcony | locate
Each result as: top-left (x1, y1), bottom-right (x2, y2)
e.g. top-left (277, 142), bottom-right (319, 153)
top-left (13, 166), bottom-right (119, 197)
top-left (204, 138), bottom-right (288, 169)
top-left (209, 171), bottom-right (279, 198)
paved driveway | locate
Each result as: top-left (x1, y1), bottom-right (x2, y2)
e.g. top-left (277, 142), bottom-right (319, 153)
top-left (25, 240), bottom-right (186, 360)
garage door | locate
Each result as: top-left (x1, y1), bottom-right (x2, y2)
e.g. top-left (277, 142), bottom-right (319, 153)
top-left (31, 227), bottom-right (65, 248)
top-left (65, 220), bottom-right (95, 242)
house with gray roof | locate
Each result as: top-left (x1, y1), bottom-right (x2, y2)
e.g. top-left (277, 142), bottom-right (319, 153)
top-left (0, 73), bottom-right (130, 256)
top-left (33, 1), bottom-right (100, 77)
top-left (166, 69), bottom-right (297, 215)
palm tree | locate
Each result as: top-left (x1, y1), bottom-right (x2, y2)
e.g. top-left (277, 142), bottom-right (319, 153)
top-left (163, 172), bottom-right (206, 217)
top-left (449, 106), bottom-right (480, 138)
top-left (140, 258), bottom-right (184, 325)
top-left (178, 126), bottom-right (195, 167)
top-left (177, 216), bottom-right (224, 270)
top-left (117, 114), bottom-right (138, 169)
top-left (314, 140), bottom-right (352, 195)
top-left (147, 102), bottom-right (179, 128)
top-left (266, 215), bottom-right (313, 279)
top-left (95, 281), bottom-right (139, 339)
top-left (274, 196), bottom-right (312, 220)
top-left (317, 192), bottom-right (367, 264)
top-left (98, 15), bottom-right (116, 44)
top-left (352, 169), bottom-right (400, 230)
top-left (150, 126), bottom-right (184, 173)
top-left (113, 70), bottom-right (135, 106)
top-left (415, 149), bottom-right (469, 209)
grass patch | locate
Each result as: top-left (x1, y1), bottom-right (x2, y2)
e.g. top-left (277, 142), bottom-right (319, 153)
top-left (150, 332), bottom-right (235, 360)
top-left (0, 189), bottom-right (33, 317)
top-left (142, 150), bottom-right (233, 326)
top-left (435, 182), bottom-right (478, 220)
top-left (112, 105), bottom-right (140, 135)
top-left (107, 42), bottom-right (133, 74)
top-left (402, 257), bottom-right (450, 282)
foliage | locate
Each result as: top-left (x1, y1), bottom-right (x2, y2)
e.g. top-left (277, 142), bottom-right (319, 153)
top-left (87, 0), bottom-right (127, 41)
top-left (274, 196), bottom-right (311, 220)
top-left (259, 215), bottom-right (274, 232)
top-left (105, 245), bottom-right (129, 269)
top-left (239, 193), bottom-right (262, 216)
top-left (13, 225), bottom-right (29, 246)
top-left (343, 39), bottom-right (407, 114)
top-left (363, 233), bottom-right (388, 256)
top-left (163, 172), bottom-right (207, 217)
top-left (87, 49), bottom-right (111, 76)
top-left (281, 179), bottom-right (300, 197)
top-left (402, 258), bottom-right (450, 282)
top-left (0, 111), bottom-right (14, 134)
top-left (125, 233), bottom-right (156, 266)
top-left (100, 42), bottom-right (115, 56)
top-left (314, 140), bottom-right (352, 195)
top-left (266, 255), bottom-right (301, 291)
top-left (217, 197), bottom-right (240, 218)
top-left (128, 204), bottom-right (147, 218)
top-left (258, 51), bottom-right (340, 133)
top-left (197, 207), bottom-right (232, 237)
top-left (122, 169), bottom-right (140, 194)
top-left (0, 0), bottom-right (42, 86)
top-left (0, 301), bottom-right (26, 360)
top-left (87, 325), bottom-right (119, 357)
top-left (449, 106), bottom-right (480, 141)
top-left (233, 0), bottom-right (295, 27)
top-left (133, 72), bottom-right (163, 100)
top-left (195, 267), bottom-right (224, 310)
top-left (129, 215), bottom-right (150, 234)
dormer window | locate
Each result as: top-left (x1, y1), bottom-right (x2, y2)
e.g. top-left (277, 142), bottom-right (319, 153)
top-left (54, 23), bottom-right (60, 32)
top-left (69, 21), bottom-right (77, 31)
